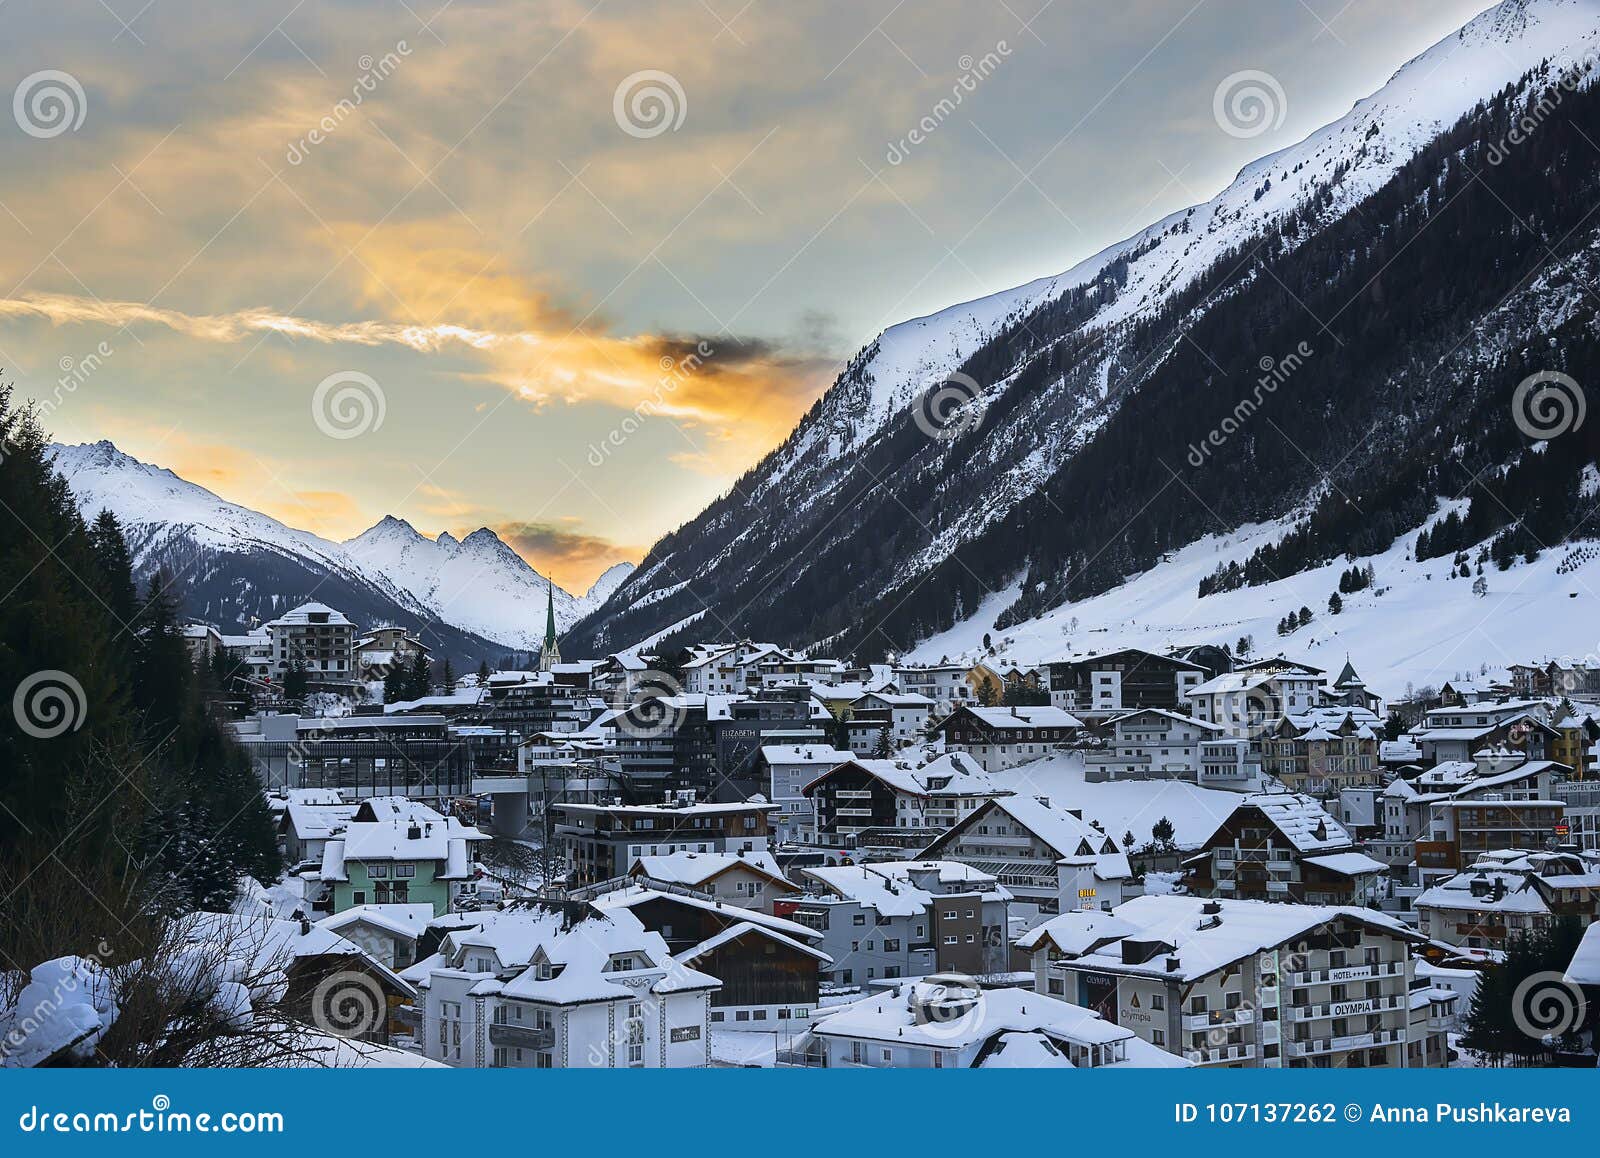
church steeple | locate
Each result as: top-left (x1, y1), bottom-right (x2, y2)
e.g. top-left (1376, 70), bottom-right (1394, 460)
top-left (539, 576), bottom-right (562, 672)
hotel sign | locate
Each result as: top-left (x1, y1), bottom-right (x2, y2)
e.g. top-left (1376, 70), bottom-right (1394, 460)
top-left (670, 1025), bottom-right (701, 1043)
top-left (1330, 999), bottom-right (1375, 1017)
top-left (1328, 966), bottom-right (1371, 982)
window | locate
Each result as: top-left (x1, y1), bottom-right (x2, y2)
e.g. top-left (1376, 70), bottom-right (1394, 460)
top-left (943, 935), bottom-right (957, 945)
top-left (1151, 993), bottom-right (1165, 1011)
top-left (1152, 1029), bottom-right (1165, 1046)
top-left (853, 914), bottom-right (867, 926)
top-left (395, 864), bottom-right (415, 879)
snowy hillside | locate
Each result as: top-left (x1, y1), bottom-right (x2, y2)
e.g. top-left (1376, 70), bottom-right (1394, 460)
top-left (907, 503), bottom-right (1600, 697)
top-left (568, 0), bottom-right (1600, 661)
top-left (46, 441), bottom-right (628, 652)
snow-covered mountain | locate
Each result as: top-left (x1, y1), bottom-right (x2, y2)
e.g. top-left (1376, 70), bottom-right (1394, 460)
top-left (46, 441), bottom-right (632, 656)
top-left (567, 0), bottom-right (1600, 661)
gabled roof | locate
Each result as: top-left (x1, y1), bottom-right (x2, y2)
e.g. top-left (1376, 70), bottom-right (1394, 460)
top-left (629, 850), bottom-right (795, 892)
top-left (803, 751), bottom-right (1006, 799)
top-left (1203, 792), bottom-right (1354, 854)
top-left (923, 794), bottom-right (1128, 872)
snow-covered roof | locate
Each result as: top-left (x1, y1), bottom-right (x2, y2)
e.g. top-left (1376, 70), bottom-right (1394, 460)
top-left (1218, 792), bottom-right (1354, 853)
top-left (630, 850), bottom-right (791, 889)
top-left (1029, 895), bottom-right (1417, 981)
top-left (592, 885), bottom-right (823, 944)
top-left (266, 602), bottom-right (353, 627)
top-left (1301, 851), bottom-right (1390, 877)
top-left (320, 816), bottom-right (483, 881)
top-left (1567, 922), bottom-right (1600, 988)
top-left (800, 860), bottom-right (1009, 917)
top-left (759, 743), bottom-right (854, 766)
top-left (810, 984), bottom-right (1185, 1066)
top-left (948, 705), bottom-right (1084, 730)
top-left (317, 903), bottom-right (437, 941)
top-left (806, 751), bottom-right (1007, 799)
top-left (1108, 708), bottom-right (1224, 732)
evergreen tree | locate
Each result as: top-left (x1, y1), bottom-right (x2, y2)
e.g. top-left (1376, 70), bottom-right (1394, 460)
top-left (477, 657), bottom-right (491, 684)
top-left (872, 725), bottom-right (892, 758)
top-left (407, 650), bottom-right (431, 699)
top-left (383, 661), bottom-right (408, 704)
top-left (1151, 816), bottom-right (1175, 850)
top-left (282, 659), bottom-right (309, 703)
top-left (441, 656), bottom-right (456, 690)
top-left (1328, 592), bottom-right (1342, 615)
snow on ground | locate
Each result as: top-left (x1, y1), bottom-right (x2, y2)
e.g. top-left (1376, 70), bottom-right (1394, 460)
top-left (908, 507), bottom-right (1600, 698)
top-left (986, 751), bottom-right (1241, 852)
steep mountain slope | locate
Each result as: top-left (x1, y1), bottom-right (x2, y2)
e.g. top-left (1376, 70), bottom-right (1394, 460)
top-left (567, 0), bottom-right (1600, 660)
top-left (45, 441), bottom-right (616, 658)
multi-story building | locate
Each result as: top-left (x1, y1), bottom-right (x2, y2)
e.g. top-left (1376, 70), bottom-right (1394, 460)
top-left (918, 793), bottom-right (1131, 917)
top-left (181, 622), bottom-right (223, 664)
top-left (780, 860), bottom-right (1011, 987)
top-left (319, 799), bottom-right (488, 916)
top-left (846, 691), bottom-right (936, 750)
top-left (1260, 708), bottom-right (1382, 795)
top-left (613, 689), bottom-right (828, 798)
top-left (1019, 896), bottom-right (1444, 1068)
top-left (1554, 775), bottom-right (1600, 853)
top-left (803, 752), bottom-right (1008, 857)
top-left (1185, 792), bottom-right (1387, 905)
top-left (1414, 848), bottom-right (1600, 952)
top-left (757, 742), bottom-right (854, 842)
top-left (1416, 760), bottom-right (1571, 880)
top-left (1184, 665), bottom-right (1323, 737)
top-left (413, 902), bottom-right (719, 1068)
top-left (627, 850), bottom-right (799, 914)
top-left (550, 794), bottom-right (777, 888)
top-left (266, 602), bottom-right (357, 690)
top-left (1412, 700), bottom-right (1556, 764)
top-left (1045, 649), bottom-right (1208, 719)
top-left (1085, 708), bottom-right (1236, 783)
top-left (592, 886), bottom-right (828, 1029)
top-left (927, 704), bottom-right (1083, 771)
top-left (892, 662), bottom-right (995, 715)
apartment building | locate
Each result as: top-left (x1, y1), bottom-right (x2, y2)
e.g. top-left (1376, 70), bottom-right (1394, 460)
top-left (1044, 648), bottom-right (1208, 719)
top-left (1019, 896), bottom-right (1442, 1068)
top-left (757, 742), bottom-right (854, 842)
top-left (1085, 708), bottom-right (1234, 784)
top-left (780, 860), bottom-right (1011, 987)
top-left (550, 794), bottom-right (776, 887)
top-left (1260, 709), bottom-right (1382, 794)
top-left (928, 704), bottom-right (1084, 771)
top-left (803, 752), bottom-right (1010, 857)
top-left (266, 602), bottom-right (357, 689)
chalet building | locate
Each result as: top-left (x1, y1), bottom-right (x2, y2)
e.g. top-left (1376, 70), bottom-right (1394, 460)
top-left (279, 787), bottom-right (357, 868)
top-left (782, 860), bottom-right (1012, 986)
top-left (177, 911), bottom-right (416, 1045)
top-left (918, 794), bottom-right (1131, 917)
top-left (1085, 708), bottom-right (1258, 787)
top-left (1184, 792), bottom-right (1387, 905)
top-left (316, 902), bottom-right (435, 971)
top-left (927, 704), bottom-right (1083, 771)
top-left (628, 850), bottom-right (799, 913)
top-left (1044, 649), bottom-right (1208, 719)
top-left (1019, 897), bottom-right (1445, 1068)
top-left (1549, 705), bottom-right (1599, 778)
top-left (593, 886), bottom-right (829, 1029)
top-left (1167, 643), bottom-right (1234, 679)
top-left (1414, 849), bottom-right (1600, 953)
top-left (1260, 709), bottom-right (1382, 795)
top-left (550, 794), bottom-right (777, 887)
top-left (410, 902), bottom-right (719, 1068)
top-left (795, 980), bottom-right (1184, 1069)
top-left (266, 602), bottom-right (357, 690)
top-left (802, 752), bottom-right (1009, 858)
top-left (757, 742), bottom-right (854, 843)
top-left (1183, 664), bottom-right (1323, 738)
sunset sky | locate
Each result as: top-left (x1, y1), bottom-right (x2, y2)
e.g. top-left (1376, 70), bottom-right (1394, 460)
top-left (0, 0), bottom-right (1491, 590)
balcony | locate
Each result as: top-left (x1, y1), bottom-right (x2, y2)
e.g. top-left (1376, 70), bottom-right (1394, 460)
top-left (1288, 995), bottom-right (1405, 1020)
top-left (1183, 1008), bottom-right (1256, 1031)
top-left (1287, 961), bottom-right (1404, 985)
top-left (488, 1022), bottom-right (555, 1049)
top-left (1286, 1028), bottom-right (1403, 1057)
top-left (394, 1004), bottom-right (422, 1027)
top-left (1188, 1043), bottom-right (1257, 1065)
